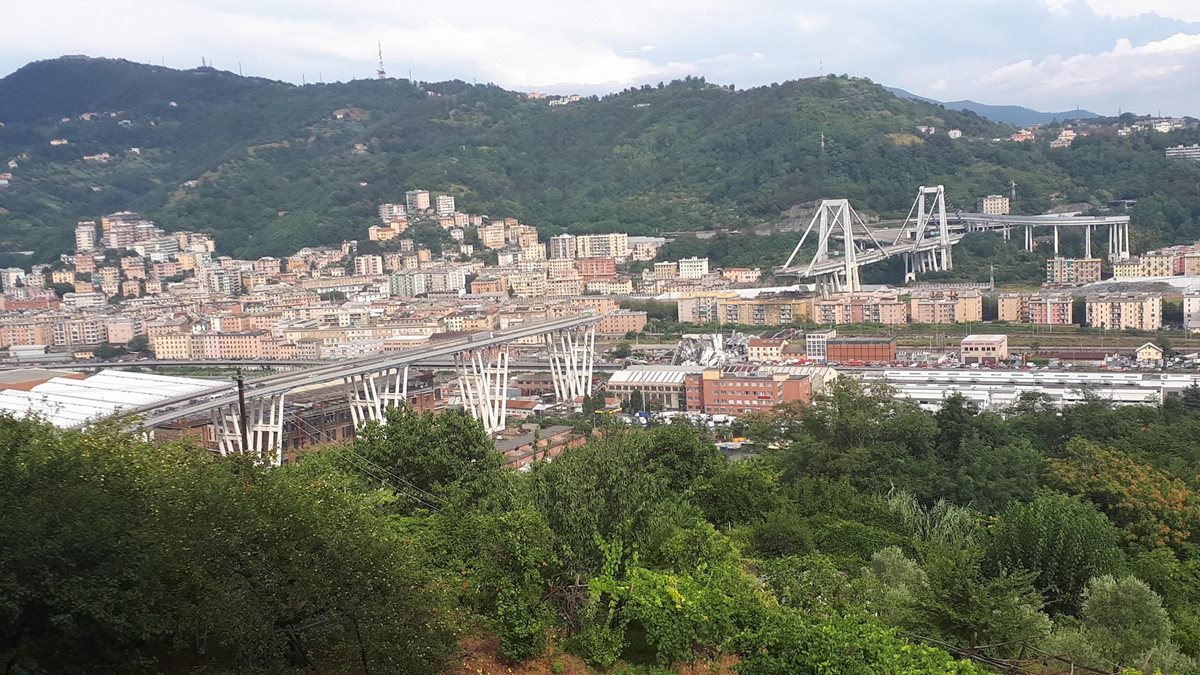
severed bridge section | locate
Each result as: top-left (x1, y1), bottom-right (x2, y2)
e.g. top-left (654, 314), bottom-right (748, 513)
top-left (778, 185), bottom-right (1131, 295)
top-left (101, 315), bottom-right (604, 466)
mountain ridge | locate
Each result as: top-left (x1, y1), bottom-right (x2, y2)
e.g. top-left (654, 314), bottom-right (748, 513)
top-left (0, 56), bottom-right (1196, 263)
top-left (884, 86), bottom-right (1100, 127)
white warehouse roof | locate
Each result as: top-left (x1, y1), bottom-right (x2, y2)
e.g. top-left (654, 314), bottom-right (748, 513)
top-left (0, 370), bottom-right (223, 428)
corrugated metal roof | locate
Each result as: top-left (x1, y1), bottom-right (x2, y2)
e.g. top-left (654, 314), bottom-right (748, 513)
top-left (0, 370), bottom-right (221, 428)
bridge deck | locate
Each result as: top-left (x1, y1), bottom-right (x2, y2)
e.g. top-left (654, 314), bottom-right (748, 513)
top-left (121, 314), bottom-right (604, 428)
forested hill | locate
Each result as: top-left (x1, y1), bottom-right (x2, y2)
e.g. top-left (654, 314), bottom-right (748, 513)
top-left (1, 56), bottom-right (1199, 262)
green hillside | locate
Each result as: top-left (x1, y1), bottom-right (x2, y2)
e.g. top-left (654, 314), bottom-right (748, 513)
top-left (1, 56), bottom-right (1199, 264)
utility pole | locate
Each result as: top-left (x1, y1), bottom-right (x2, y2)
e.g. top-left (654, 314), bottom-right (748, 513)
top-left (236, 368), bottom-right (249, 454)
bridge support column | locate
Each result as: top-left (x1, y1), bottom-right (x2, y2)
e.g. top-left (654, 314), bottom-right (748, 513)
top-left (1109, 222), bottom-right (1131, 262)
top-left (344, 365), bottom-right (413, 427)
top-left (547, 324), bottom-right (596, 403)
top-left (1085, 225), bottom-right (1092, 259)
top-left (1025, 225), bottom-right (1034, 252)
top-left (1053, 225), bottom-right (1060, 256)
top-left (454, 344), bottom-right (510, 435)
top-left (210, 393), bottom-right (286, 466)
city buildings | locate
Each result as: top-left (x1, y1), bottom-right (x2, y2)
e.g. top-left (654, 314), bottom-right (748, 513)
top-left (1085, 293), bottom-right (1162, 330)
top-left (574, 233), bottom-right (629, 259)
top-left (715, 294), bottom-right (811, 326)
top-left (1046, 257), bottom-right (1101, 285)
top-left (1186, 292), bottom-right (1200, 332)
top-left (909, 289), bottom-right (983, 324)
top-left (549, 234), bottom-right (576, 259)
top-left (405, 189), bottom-right (430, 212)
top-left (74, 221), bottom-right (97, 252)
top-left (1111, 255), bottom-right (1176, 278)
top-left (813, 290), bottom-right (907, 325)
top-left (997, 292), bottom-right (1074, 325)
top-left (677, 257), bottom-right (710, 280)
top-left (1166, 144), bottom-right (1200, 161)
top-left (978, 194), bottom-right (1011, 215)
top-left (435, 194), bottom-right (455, 217)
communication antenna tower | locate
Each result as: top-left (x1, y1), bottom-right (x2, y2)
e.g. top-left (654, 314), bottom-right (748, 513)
top-left (376, 42), bottom-right (387, 79)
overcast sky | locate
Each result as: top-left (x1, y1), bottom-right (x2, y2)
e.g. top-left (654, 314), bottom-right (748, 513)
top-left (3, 0), bottom-right (1199, 115)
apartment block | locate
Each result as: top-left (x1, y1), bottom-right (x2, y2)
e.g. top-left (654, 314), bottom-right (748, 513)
top-left (597, 310), bottom-right (647, 336)
top-left (575, 233), bottom-right (630, 259)
top-left (575, 257), bottom-right (617, 281)
top-left (549, 234), bottom-right (576, 259)
top-left (388, 271), bottom-right (428, 297)
top-left (1085, 293), bottom-right (1162, 330)
top-left (1185, 292), bottom-right (1200, 332)
top-left (1046, 257), bottom-right (1102, 285)
top-left (75, 221), bottom-right (97, 252)
top-left (478, 223), bottom-right (507, 250)
top-left (813, 291), bottom-right (908, 325)
top-left (545, 273), bottom-right (584, 298)
top-left (405, 189), bottom-right (431, 212)
top-left (909, 289), bottom-right (983, 324)
top-left (378, 203), bottom-right (407, 222)
top-left (435, 194), bottom-right (455, 217)
top-left (715, 294), bottom-right (811, 326)
top-left (469, 275), bottom-right (509, 294)
top-left (509, 271), bottom-right (548, 298)
top-left (1112, 255), bottom-right (1176, 278)
top-left (978, 194), bottom-right (1010, 215)
top-left (353, 255), bottom-right (384, 277)
top-left (997, 292), bottom-right (1074, 325)
top-left (678, 257), bottom-right (710, 280)
top-left (676, 293), bottom-right (735, 323)
top-left (720, 268), bottom-right (762, 284)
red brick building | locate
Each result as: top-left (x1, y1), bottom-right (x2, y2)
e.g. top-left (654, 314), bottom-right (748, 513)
top-left (684, 369), bottom-right (812, 417)
top-left (825, 337), bottom-right (897, 364)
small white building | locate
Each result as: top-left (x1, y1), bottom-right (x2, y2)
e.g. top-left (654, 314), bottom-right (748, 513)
top-left (678, 256), bottom-right (710, 280)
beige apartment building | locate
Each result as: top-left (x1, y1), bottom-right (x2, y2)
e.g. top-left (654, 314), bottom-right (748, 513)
top-left (813, 291), bottom-right (908, 325)
top-left (575, 233), bottom-right (630, 259)
top-left (597, 310), bottom-right (648, 336)
top-left (909, 289), bottom-right (983, 324)
top-left (1085, 293), bottom-right (1162, 330)
top-left (997, 292), bottom-right (1074, 325)
top-left (508, 271), bottom-right (548, 298)
top-left (715, 295), bottom-right (811, 326)
top-left (0, 320), bottom-right (53, 348)
top-left (978, 194), bottom-right (1010, 215)
top-left (152, 333), bottom-right (197, 360)
top-left (1046, 257), bottom-right (1102, 285)
top-left (478, 223), bottom-right (507, 250)
top-left (1113, 255), bottom-right (1176, 278)
top-left (545, 273), bottom-right (584, 298)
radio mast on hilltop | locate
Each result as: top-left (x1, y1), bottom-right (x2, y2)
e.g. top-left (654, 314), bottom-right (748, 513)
top-left (376, 42), bottom-right (387, 80)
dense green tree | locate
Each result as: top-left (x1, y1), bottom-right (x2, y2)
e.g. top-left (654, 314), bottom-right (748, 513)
top-left (733, 611), bottom-right (984, 674)
top-left (1081, 575), bottom-right (1179, 668)
top-left (984, 492), bottom-right (1124, 614)
top-left (349, 406), bottom-right (503, 498)
top-left (0, 418), bottom-right (458, 673)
